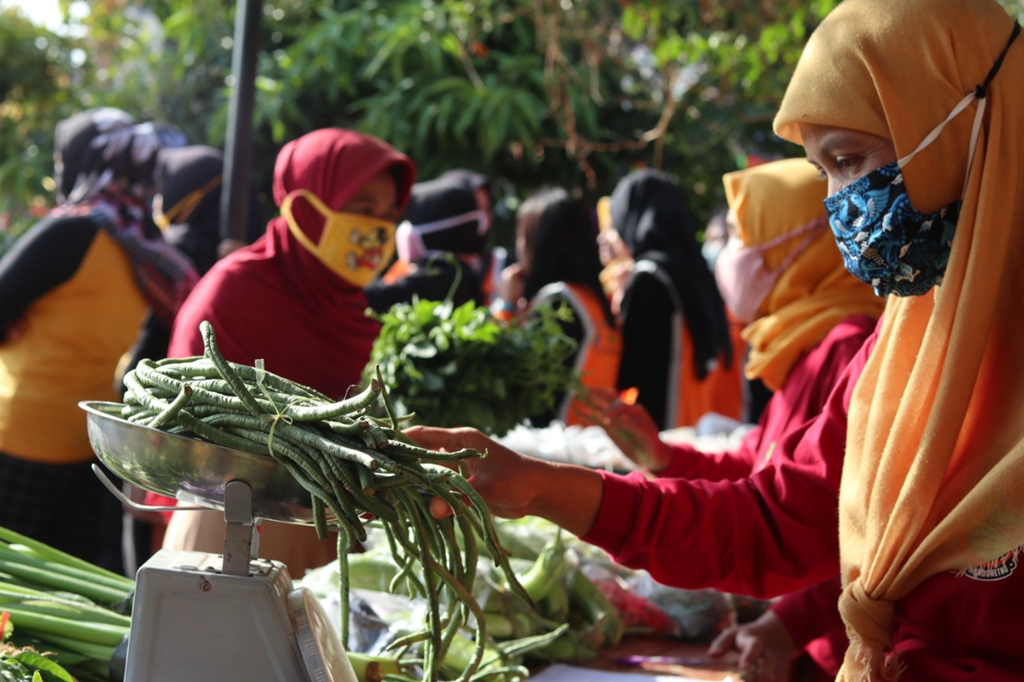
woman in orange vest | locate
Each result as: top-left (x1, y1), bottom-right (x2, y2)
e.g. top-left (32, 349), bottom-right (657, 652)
top-left (609, 169), bottom-right (743, 429)
top-left (493, 186), bottom-right (621, 427)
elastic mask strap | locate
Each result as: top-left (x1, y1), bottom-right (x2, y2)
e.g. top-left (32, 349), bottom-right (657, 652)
top-left (898, 22), bottom-right (1019, 179)
top-left (896, 91), bottom-right (978, 168)
top-left (963, 22), bottom-right (1019, 191)
top-left (408, 210), bottom-right (487, 236)
top-left (155, 174), bottom-right (222, 230)
top-left (766, 216), bottom-right (829, 275)
top-left (280, 189), bottom-right (327, 254)
top-left (756, 212), bottom-right (826, 251)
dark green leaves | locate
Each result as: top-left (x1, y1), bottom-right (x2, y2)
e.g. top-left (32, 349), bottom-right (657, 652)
top-left (0, 648), bottom-right (75, 682)
top-left (366, 298), bottom-right (577, 437)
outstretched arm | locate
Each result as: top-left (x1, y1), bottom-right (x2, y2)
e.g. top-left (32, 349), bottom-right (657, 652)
top-left (408, 381), bottom-right (845, 598)
top-left (405, 425), bottom-right (605, 537)
top-left (406, 330), bottom-right (871, 598)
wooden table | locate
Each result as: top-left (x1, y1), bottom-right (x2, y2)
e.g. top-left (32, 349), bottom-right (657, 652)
top-left (542, 636), bottom-right (749, 681)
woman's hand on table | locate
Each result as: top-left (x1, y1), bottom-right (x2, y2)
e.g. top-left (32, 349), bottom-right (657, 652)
top-left (403, 425), bottom-right (604, 537)
top-left (577, 387), bottom-right (673, 473)
top-left (707, 609), bottom-right (796, 682)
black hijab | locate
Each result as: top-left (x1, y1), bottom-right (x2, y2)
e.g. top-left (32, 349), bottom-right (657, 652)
top-left (610, 168), bottom-right (733, 377)
top-left (519, 186), bottom-right (615, 326)
top-left (53, 107), bottom-right (134, 204)
top-left (155, 145), bottom-right (223, 216)
top-left (54, 110), bottom-right (187, 206)
top-left (403, 177), bottom-right (486, 257)
top-left (154, 145), bottom-right (265, 274)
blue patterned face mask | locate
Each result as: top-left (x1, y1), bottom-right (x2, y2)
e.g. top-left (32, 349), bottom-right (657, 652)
top-left (824, 21), bottom-right (1019, 298)
top-left (824, 163), bottom-right (960, 297)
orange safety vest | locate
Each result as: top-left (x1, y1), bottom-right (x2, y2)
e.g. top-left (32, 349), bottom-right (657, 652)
top-left (533, 282), bottom-right (623, 427)
top-left (379, 248), bottom-right (507, 305)
top-left (380, 258), bottom-right (413, 285)
top-left (629, 260), bottom-right (744, 429)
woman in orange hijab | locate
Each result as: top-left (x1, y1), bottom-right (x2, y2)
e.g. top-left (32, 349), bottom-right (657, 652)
top-left (716, 158), bottom-right (886, 396)
top-left (406, 1), bottom-right (1024, 679)
top-left (773, 0), bottom-right (1024, 679)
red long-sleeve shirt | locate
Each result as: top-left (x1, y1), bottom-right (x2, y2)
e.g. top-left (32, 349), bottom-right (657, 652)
top-left (656, 315), bottom-right (878, 485)
top-left (582, 315), bottom-right (876, 596)
top-left (656, 316), bottom-right (876, 679)
top-left (581, 316), bottom-right (1024, 680)
top-left (772, 576), bottom-right (845, 681)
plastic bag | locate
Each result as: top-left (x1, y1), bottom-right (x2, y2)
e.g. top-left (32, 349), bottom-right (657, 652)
top-left (624, 570), bottom-right (736, 642)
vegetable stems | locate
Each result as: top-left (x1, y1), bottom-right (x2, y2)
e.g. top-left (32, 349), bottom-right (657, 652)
top-left (119, 320), bottom-right (531, 682)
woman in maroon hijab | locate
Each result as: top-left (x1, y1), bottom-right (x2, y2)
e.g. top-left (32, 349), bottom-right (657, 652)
top-left (152, 128), bottom-right (416, 576)
top-left (168, 127), bottom-right (416, 394)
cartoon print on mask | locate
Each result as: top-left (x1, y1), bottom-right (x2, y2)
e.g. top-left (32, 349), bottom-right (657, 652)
top-left (281, 189), bottom-right (397, 287)
top-left (346, 226), bottom-right (391, 273)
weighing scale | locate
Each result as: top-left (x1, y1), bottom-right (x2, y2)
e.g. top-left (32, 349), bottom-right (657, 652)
top-left (80, 401), bottom-right (359, 682)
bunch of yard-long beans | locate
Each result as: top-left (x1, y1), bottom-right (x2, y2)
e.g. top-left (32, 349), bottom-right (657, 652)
top-left (119, 320), bottom-right (531, 682)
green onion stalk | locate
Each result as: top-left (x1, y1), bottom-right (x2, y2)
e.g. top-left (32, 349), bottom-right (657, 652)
top-left (0, 526), bottom-right (133, 682)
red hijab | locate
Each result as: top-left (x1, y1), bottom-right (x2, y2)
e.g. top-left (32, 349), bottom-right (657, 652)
top-left (168, 128), bottom-right (415, 398)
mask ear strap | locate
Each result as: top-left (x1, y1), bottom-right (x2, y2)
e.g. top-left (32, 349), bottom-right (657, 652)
top-left (767, 216), bottom-right (829, 275)
top-left (280, 190), bottom-right (321, 253)
top-left (289, 188), bottom-right (334, 216)
top-left (961, 22), bottom-right (1019, 193)
top-left (407, 210), bottom-right (487, 236)
top-left (156, 174), bottom-right (223, 230)
top-left (899, 22), bottom-right (1019, 173)
top-left (896, 91), bottom-right (978, 168)
top-left (960, 97), bottom-right (987, 195)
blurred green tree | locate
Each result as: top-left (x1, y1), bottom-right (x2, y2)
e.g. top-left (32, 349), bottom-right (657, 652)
top-left (3, 0), bottom-right (1023, 240)
top-left (0, 8), bottom-right (77, 234)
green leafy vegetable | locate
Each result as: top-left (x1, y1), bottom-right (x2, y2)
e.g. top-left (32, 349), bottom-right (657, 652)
top-left (366, 298), bottom-right (578, 437)
top-left (1, 644), bottom-right (76, 682)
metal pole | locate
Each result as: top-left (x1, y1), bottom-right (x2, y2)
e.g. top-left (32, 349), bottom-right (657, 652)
top-left (220, 0), bottom-right (262, 243)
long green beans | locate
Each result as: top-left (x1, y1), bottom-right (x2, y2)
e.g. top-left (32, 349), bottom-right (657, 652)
top-left (120, 320), bottom-right (528, 682)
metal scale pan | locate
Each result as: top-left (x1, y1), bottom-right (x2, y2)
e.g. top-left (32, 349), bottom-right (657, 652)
top-left (81, 400), bottom-right (318, 523)
top-left (80, 401), bottom-right (357, 682)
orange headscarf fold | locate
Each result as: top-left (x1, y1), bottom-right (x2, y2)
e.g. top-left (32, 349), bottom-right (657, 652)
top-left (775, 1), bottom-right (1024, 679)
top-left (722, 158), bottom-right (884, 391)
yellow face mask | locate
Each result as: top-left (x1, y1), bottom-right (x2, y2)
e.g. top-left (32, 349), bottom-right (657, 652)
top-left (280, 189), bottom-right (396, 288)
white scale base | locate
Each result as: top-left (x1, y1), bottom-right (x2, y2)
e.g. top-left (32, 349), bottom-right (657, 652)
top-left (125, 549), bottom-right (356, 682)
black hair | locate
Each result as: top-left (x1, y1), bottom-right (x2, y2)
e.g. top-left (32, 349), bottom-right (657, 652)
top-left (518, 186), bottom-right (615, 327)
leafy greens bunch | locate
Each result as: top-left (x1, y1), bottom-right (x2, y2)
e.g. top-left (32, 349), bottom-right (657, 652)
top-left (366, 298), bottom-right (578, 437)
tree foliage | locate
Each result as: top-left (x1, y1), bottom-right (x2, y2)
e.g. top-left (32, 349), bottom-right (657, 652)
top-left (3, 0), bottom-right (1024, 237)
top-left (0, 8), bottom-right (77, 231)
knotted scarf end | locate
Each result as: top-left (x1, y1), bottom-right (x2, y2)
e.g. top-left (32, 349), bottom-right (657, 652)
top-left (849, 637), bottom-right (905, 682)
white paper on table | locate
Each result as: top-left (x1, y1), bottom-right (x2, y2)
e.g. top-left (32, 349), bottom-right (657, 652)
top-left (527, 663), bottom-right (741, 682)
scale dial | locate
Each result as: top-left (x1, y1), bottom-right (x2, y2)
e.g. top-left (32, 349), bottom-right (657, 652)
top-left (289, 586), bottom-right (358, 682)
